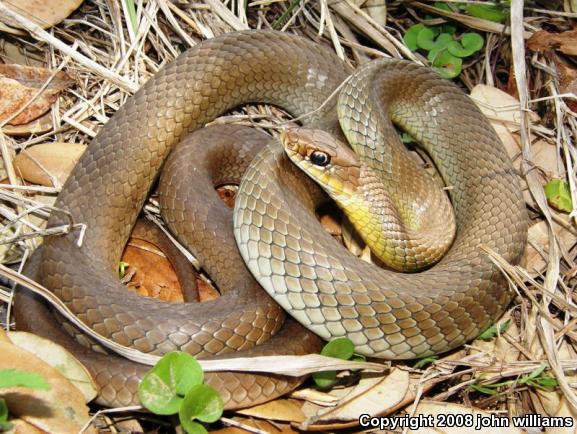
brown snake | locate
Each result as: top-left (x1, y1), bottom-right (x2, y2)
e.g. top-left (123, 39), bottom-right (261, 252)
top-left (15, 30), bottom-right (527, 408)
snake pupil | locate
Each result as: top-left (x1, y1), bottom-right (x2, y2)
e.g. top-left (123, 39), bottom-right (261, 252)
top-left (310, 151), bottom-right (330, 167)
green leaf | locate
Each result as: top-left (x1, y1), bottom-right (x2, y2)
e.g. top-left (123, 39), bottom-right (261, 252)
top-left (433, 1), bottom-right (452, 11)
top-left (138, 352), bottom-right (204, 415)
top-left (544, 179), bottom-right (573, 213)
top-left (0, 369), bottom-right (50, 390)
top-left (179, 384), bottom-right (224, 434)
top-left (351, 352), bottom-right (366, 362)
top-left (478, 320), bottom-right (510, 341)
top-left (465, 4), bottom-right (509, 23)
top-left (404, 24), bottom-right (427, 51)
top-left (431, 50), bottom-right (462, 78)
top-left (123, 0), bottom-right (138, 34)
top-left (413, 356), bottom-right (438, 369)
top-left (448, 33), bottom-right (484, 57)
top-left (312, 370), bottom-right (337, 389)
top-left (416, 27), bottom-right (440, 51)
top-left (534, 377), bottom-right (559, 390)
top-left (470, 383), bottom-right (498, 395)
top-left (432, 33), bottom-right (453, 50)
top-left (440, 24), bottom-right (457, 35)
top-left (313, 338), bottom-right (356, 388)
top-left (0, 399), bottom-right (11, 431)
top-left (321, 338), bottom-right (355, 360)
top-left (118, 261), bottom-right (129, 279)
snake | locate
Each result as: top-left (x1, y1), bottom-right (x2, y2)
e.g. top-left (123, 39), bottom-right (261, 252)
top-left (13, 30), bottom-right (527, 408)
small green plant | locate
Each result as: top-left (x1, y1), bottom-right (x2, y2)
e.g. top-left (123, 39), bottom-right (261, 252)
top-left (544, 179), bottom-right (573, 213)
top-left (469, 364), bottom-right (559, 396)
top-left (404, 23), bottom-right (484, 79)
top-left (312, 338), bottom-right (364, 388)
top-left (138, 352), bottom-right (223, 434)
top-left (477, 320), bottom-right (511, 341)
top-left (413, 355), bottom-right (438, 369)
top-left (0, 369), bottom-right (51, 431)
top-left (118, 261), bottom-right (129, 279)
top-left (432, 1), bottom-right (510, 23)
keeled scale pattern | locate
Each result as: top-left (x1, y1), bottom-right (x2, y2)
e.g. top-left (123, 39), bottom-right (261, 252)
top-left (23, 32), bottom-right (349, 406)
top-left (234, 59), bottom-right (528, 359)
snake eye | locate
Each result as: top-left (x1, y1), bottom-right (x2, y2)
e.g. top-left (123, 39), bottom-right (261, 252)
top-left (310, 151), bottom-right (331, 167)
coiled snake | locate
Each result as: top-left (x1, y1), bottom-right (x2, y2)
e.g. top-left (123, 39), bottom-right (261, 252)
top-left (14, 30), bottom-right (527, 408)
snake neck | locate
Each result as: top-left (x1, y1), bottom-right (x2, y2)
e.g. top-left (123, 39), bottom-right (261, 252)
top-left (334, 164), bottom-right (455, 272)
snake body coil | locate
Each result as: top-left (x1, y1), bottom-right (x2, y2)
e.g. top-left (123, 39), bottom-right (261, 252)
top-left (15, 30), bottom-right (527, 407)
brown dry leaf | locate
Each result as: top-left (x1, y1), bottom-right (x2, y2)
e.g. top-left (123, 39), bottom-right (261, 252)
top-left (0, 64), bottom-right (72, 126)
top-left (554, 55), bottom-right (577, 112)
top-left (212, 417), bottom-right (298, 434)
top-left (0, 328), bottom-right (10, 342)
top-left (237, 398), bottom-right (305, 423)
top-left (13, 142), bottom-right (86, 187)
top-left (299, 368), bottom-right (410, 429)
top-left (408, 401), bottom-right (525, 434)
top-left (0, 340), bottom-right (95, 434)
top-left (7, 331), bottom-right (97, 403)
top-left (122, 238), bottom-right (184, 302)
top-left (528, 30), bottom-right (577, 56)
top-left (3, 112), bottom-right (53, 137)
top-left (0, 0), bottom-right (84, 30)
top-left (5, 418), bottom-right (45, 434)
top-left (524, 217), bottom-right (576, 276)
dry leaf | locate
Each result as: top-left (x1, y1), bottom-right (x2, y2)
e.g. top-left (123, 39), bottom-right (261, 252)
top-left (0, 328), bottom-right (10, 342)
top-left (237, 398), bottom-right (305, 423)
top-left (524, 217), bottom-right (576, 276)
top-left (364, 0), bottom-right (386, 25)
top-left (528, 30), bottom-right (577, 56)
top-left (0, 340), bottom-right (95, 434)
top-left (300, 369), bottom-right (409, 429)
top-left (7, 331), bottom-right (98, 403)
top-left (5, 418), bottom-right (45, 434)
top-left (471, 312), bottom-right (520, 364)
top-left (409, 401), bottom-right (525, 434)
top-left (0, 0), bottom-right (84, 30)
top-left (212, 417), bottom-right (297, 434)
top-left (13, 142), bottom-right (86, 187)
top-left (3, 111), bottom-right (53, 136)
top-left (530, 343), bottom-right (577, 434)
top-left (0, 64), bottom-right (72, 126)
top-left (122, 237), bottom-right (185, 302)
top-left (554, 55), bottom-right (577, 112)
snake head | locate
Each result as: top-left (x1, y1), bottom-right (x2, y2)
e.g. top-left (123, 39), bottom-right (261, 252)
top-left (280, 128), bottom-right (361, 198)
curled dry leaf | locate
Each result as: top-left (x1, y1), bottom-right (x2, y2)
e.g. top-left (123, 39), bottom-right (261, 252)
top-left (527, 30), bottom-right (577, 56)
top-left (0, 340), bottom-right (95, 434)
top-left (7, 331), bottom-right (97, 403)
top-left (122, 237), bottom-right (185, 302)
top-left (408, 401), bottom-right (525, 434)
top-left (0, 0), bottom-right (84, 30)
top-left (13, 142), bottom-right (86, 187)
top-left (299, 368), bottom-right (410, 429)
top-left (0, 64), bottom-right (72, 126)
